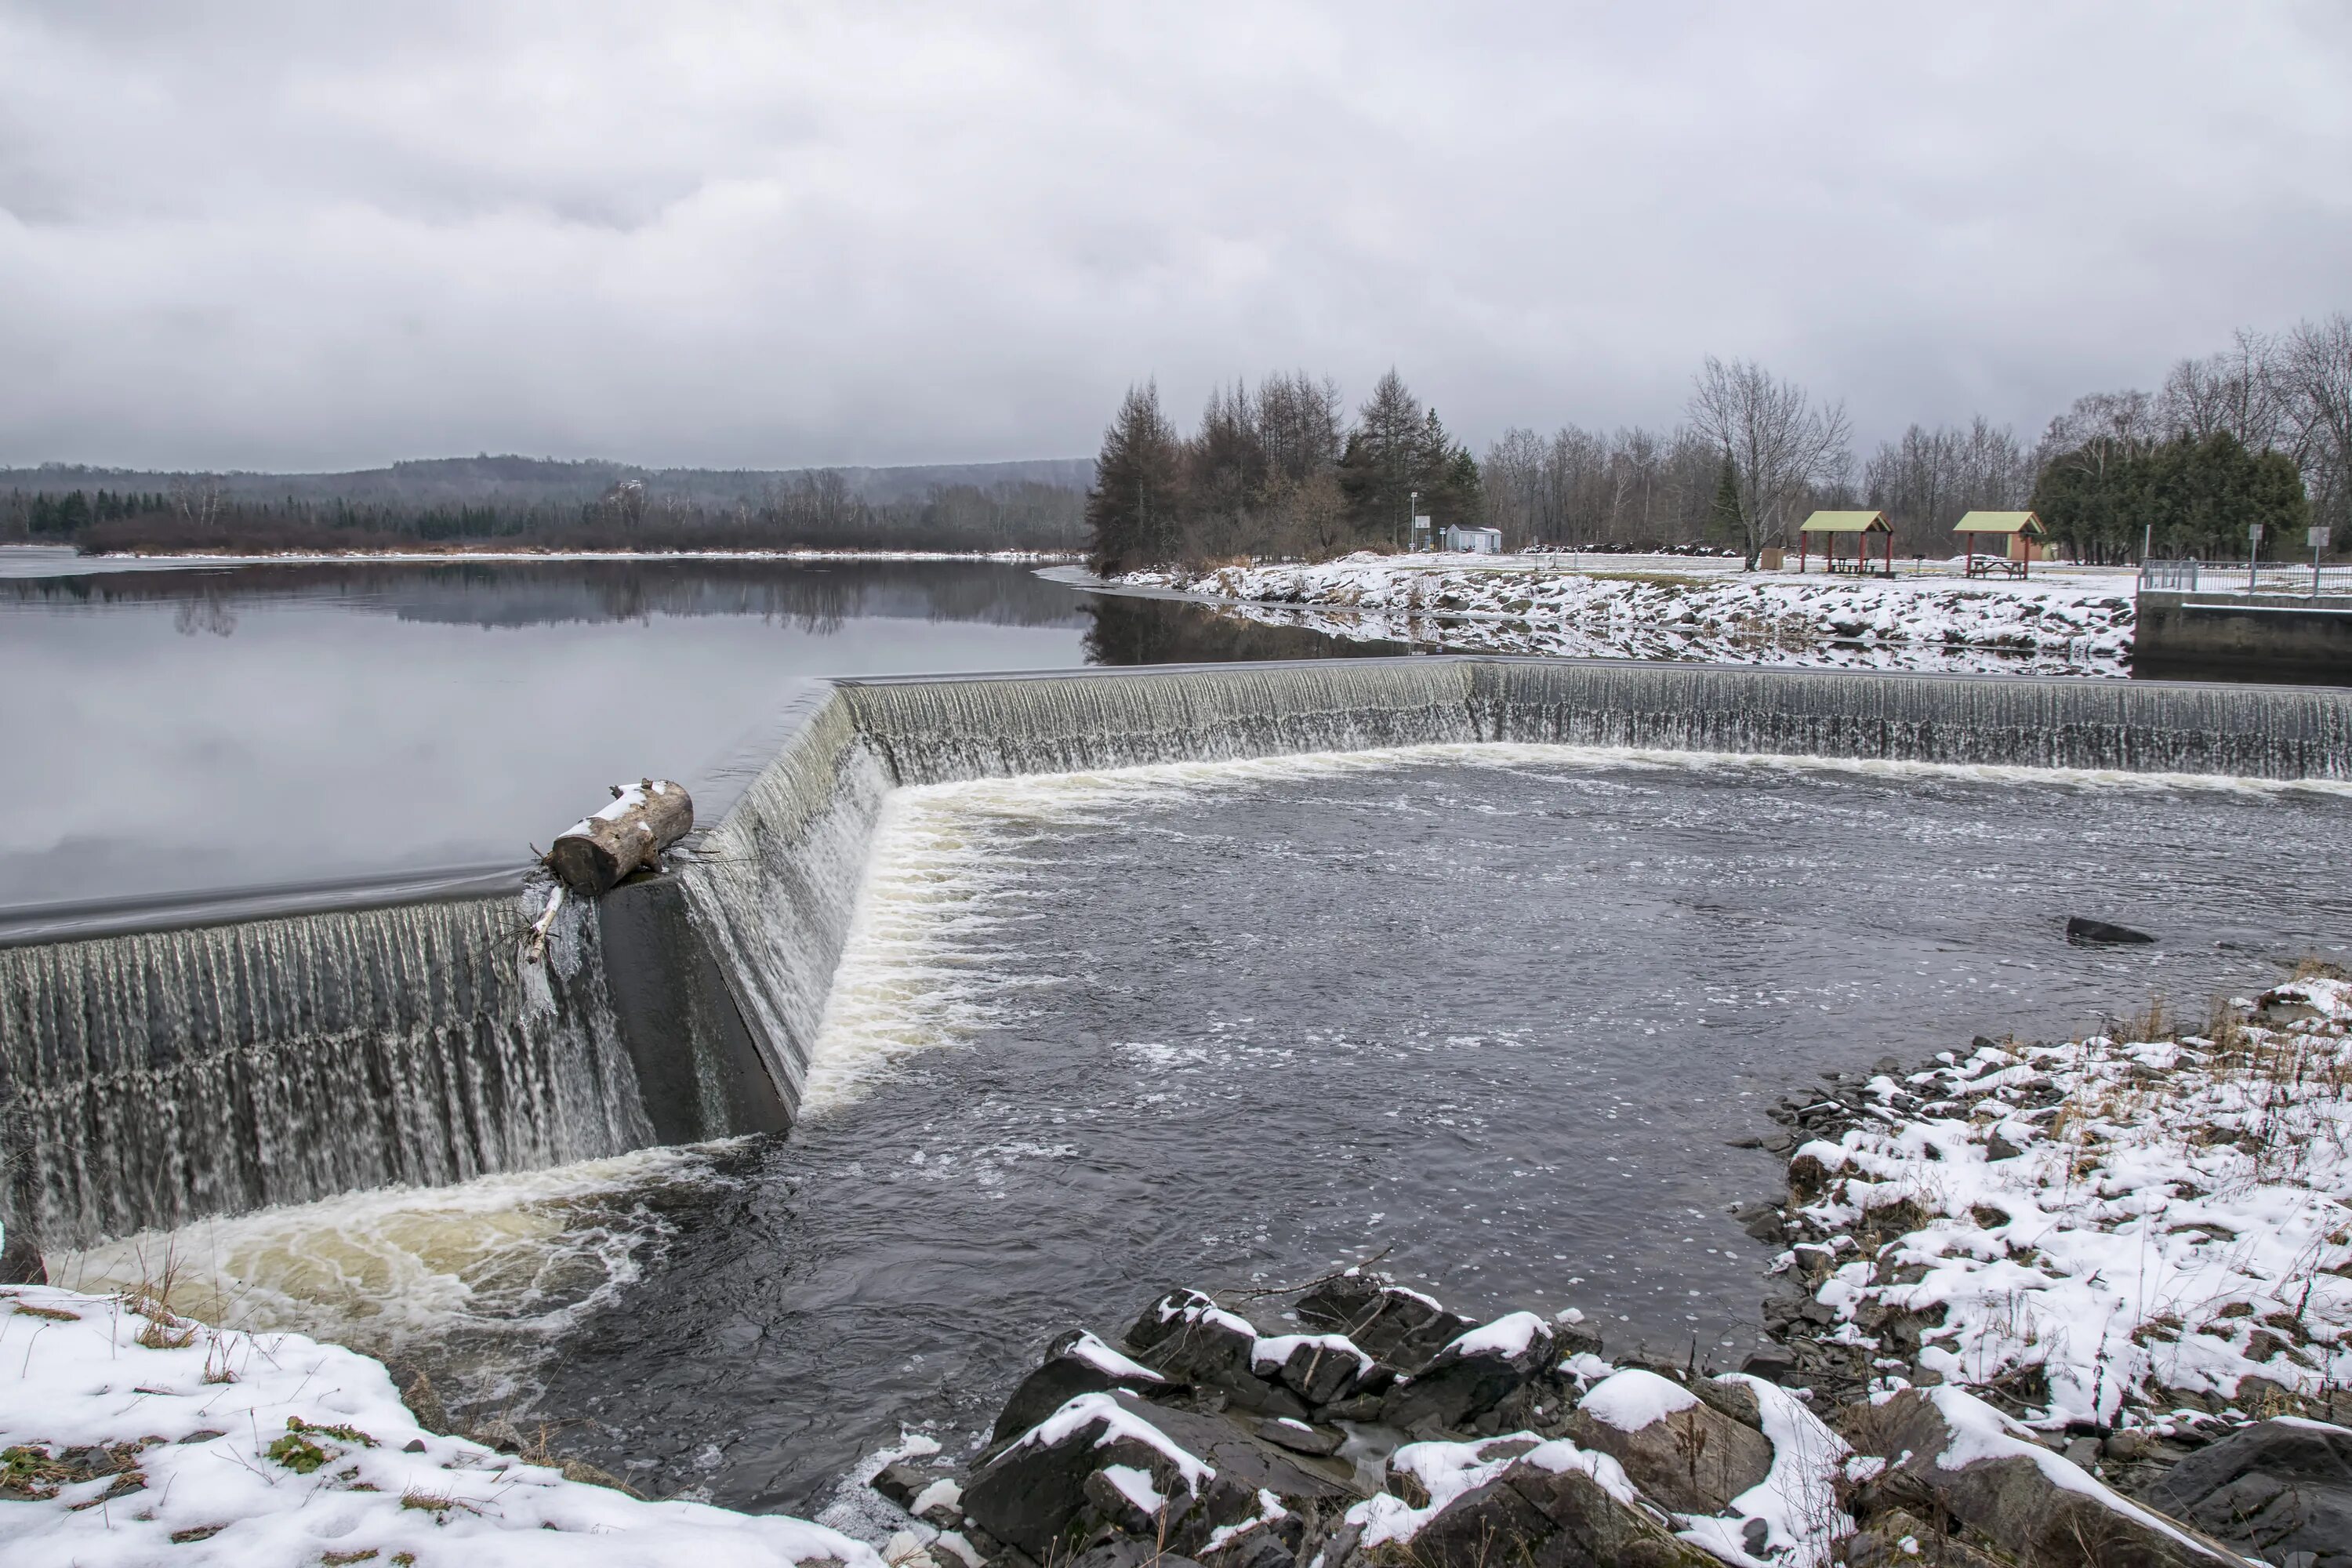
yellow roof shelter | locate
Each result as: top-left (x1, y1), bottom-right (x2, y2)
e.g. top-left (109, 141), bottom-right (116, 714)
top-left (1798, 510), bottom-right (1893, 535)
top-left (1955, 510), bottom-right (2047, 577)
top-left (1795, 511), bottom-right (1893, 576)
top-left (1952, 510), bottom-right (2045, 536)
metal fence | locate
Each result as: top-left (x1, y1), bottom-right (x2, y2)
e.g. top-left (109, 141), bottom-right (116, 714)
top-left (2138, 559), bottom-right (2352, 598)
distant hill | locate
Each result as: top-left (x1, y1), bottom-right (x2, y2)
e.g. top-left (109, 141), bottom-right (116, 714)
top-left (0, 455), bottom-right (1096, 506)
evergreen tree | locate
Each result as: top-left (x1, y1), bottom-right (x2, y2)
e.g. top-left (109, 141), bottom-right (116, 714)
top-left (2032, 430), bottom-right (2307, 559)
top-left (1706, 459), bottom-right (1743, 546)
top-left (1085, 382), bottom-right (1186, 574)
top-left (1338, 369), bottom-right (1425, 546)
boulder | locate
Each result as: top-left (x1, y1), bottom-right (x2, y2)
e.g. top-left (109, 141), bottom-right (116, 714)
top-left (1564, 1369), bottom-right (1772, 1516)
top-left (1254, 1417), bottom-right (1343, 1457)
top-left (1380, 1312), bottom-right (1558, 1433)
top-left (964, 1391), bottom-right (1356, 1562)
top-left (2140, 1417), bottom-right (2352, 1568)
top-left (964, 1392), bottom-right (1216, 1558)
top-left (1842, 1508), bottom-right (2012, 1567)
top-left (1294, 1273), bottom-right (1480, 1373)
top-left (872, 1460), bottom-right (935, 1508)
top-left (989, 1330), bottom-right (1171, 1449)
top-left (1252, 1333), bottom-right (1377, 1407)
top-left (1400, 1454), bottom-right (1719, 1568)
top-left (1127, 1292), bottom-right (1308, 1417)
top-left (1846, 1387), bottom-right (2253, 1567)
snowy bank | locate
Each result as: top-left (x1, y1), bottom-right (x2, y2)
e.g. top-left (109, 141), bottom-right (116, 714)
top-left (1117, 554), bottom-right (2136, 675)
top-left (0, 1282), bottom-right (877, 1567)
top-left (1766, 974), bottom-right (2352, 1431)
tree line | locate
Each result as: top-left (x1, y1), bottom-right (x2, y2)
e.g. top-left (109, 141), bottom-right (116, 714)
top-left (1086, 370), bottom-right (1481, 575)
top-left (1087, 312), bottom-right (2352, 570)
top-left (0, 470), bottom-right (1087, 554)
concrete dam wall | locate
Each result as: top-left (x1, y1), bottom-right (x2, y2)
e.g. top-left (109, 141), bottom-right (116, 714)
top-left (5, 657), bottom-right (2348, 1247)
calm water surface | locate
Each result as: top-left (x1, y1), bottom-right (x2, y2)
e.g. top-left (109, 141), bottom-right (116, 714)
top-left (0, 554), bottom-right (1392, 907)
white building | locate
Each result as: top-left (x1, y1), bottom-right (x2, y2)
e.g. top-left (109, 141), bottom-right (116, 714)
top-left (1443, 525), bottom-right (1503, 554)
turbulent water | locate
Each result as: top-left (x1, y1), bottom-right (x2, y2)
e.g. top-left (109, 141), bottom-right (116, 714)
top-left (109, 743), bottom-right (2332, 1513)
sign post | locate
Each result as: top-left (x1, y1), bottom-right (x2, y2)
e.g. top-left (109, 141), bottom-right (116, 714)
top-left (2312, 524), bottom-right (2333, 597)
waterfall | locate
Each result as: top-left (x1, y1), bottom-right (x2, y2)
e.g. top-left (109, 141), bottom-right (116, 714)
top-left (1471, 660), bottom-right (2352, 779)
top-left (8, 655), bottom-right (2347, 1247)
top-left (674, 691), bottom-right (895, 1113)
top-left (841, 659), bottom-right (1482, 784)
top-left (0, 890), bottom-right (651, 1247)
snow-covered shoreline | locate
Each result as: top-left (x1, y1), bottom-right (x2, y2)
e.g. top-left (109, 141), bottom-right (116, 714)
top-left (0, 1281), bottom-right (876, 1566)
top-left (1115, 554), bottom-right (2139, 676)
top-left (1756, 974), bottom-right (2352, 1435)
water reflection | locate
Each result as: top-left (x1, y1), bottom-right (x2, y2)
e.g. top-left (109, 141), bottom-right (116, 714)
top-left (0, 557), bottom-right (1399, 908)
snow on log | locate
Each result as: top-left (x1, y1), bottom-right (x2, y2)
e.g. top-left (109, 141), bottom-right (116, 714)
top-left (545, 779), bottom-right (693, 895)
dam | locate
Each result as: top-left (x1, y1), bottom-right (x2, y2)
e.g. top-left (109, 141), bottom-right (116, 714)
top-left (6, 656), bottom-right (2350, 1504)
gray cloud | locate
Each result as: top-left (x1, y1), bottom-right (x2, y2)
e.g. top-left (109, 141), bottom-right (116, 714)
top-left (1, 1), bottom-right (2346, 470)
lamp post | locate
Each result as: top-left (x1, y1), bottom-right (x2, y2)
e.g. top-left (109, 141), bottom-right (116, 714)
top-left (2248, 523), bottom-right (2264, 593)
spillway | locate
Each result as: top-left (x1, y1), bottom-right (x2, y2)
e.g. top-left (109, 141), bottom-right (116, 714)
top-left (5, 656), bottom-right (2348, 1249)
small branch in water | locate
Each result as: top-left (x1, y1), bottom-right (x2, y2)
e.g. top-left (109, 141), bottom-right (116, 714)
top-left (1214, 1244), bottom-right (1393, 1304)
top-left (522, 886), bottom-right (566, 964)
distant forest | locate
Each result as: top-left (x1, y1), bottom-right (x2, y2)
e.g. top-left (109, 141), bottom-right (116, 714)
top-left (0, 456), bottom-right (1091, 554)
top-left (1088, 313), bottom-right (2350, 571)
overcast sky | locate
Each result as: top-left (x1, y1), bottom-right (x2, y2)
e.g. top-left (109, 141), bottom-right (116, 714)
top-left (2, 2), bottom-right (2347, 472)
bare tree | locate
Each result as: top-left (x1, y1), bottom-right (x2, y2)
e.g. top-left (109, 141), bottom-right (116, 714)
top-left (1684, 358), bottom-right (1852, 568)
top-left (2159, 328), bottom-right (2288, 450)
top-left (1256, 371), bottom-right (1343, 486)
top-left (169, 472), bottom-right (227, 532)
top-left (2281, 313), bottom-right (2352, 532)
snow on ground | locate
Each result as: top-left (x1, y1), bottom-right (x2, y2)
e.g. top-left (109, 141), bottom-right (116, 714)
top-left (1781, 974), bottom-right (2352, 1430)
top-left (0, 1280), bottom-right (877, 1567)
top-left (1118, 553), bottom-right (2137, 675)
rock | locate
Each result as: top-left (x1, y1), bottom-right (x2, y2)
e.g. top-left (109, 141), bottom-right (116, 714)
top-left (872, 1460), bottom-right (935, 1509)
top-left (471, 1417), bottom-right (523, 1454)
top-left (1846, 1387), bottom-right (2252, 1567)
top-left (1404, 1456), bottom-right (1720, 1568)
top-left (1069, 1547), bottom-right (1203, 1568)
top-left (1, 1226), bottom-right (47, 1285)
top-left (1258, 1334), bottom-right (1376, 1406)
top-left (1069, 1547), bottom-right (1202, 1568)
top-left (989, 1330), bottom-right (1170, 1449)
top-left (1127, 1292), bottom-right (1309, 1419)
top-left (1379, 1312), bottom-right (1556, 1432)
top-left (2068, 916), bottom-right (2156, 946)
top-left (963, 1390), bottom-right (1355, 1562)
top-left (2140, 1417), bottom-right (2352, 1568)
top-left (1738, 1348), bottom-right (1800, 1385)
top-left (966, 1392), bottom-right (1214, 1558)
top-left (1564, 1369), bottom-right (1772, 1516)
top-left (1689, 1376), bottom-right (1762, 1432)
top-left (1254, 1417), bottom-right (1342, 1457)
top-left (911, 1477), bottom-right (964, 1525)
top-left (1294, 1273), bottom-right (1479, 1374)
top-left (1843, 1508), bottom-right (2011, 1567)
top-left (1985, 1129), bottom-right (2027, 1162)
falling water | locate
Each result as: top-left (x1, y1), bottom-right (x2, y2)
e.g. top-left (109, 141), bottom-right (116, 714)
top-left (0, 889), bottom-right (650, 1247)
top-left (841, 659), bottom-right (2352, 784)
top-left (6, 657), bottom-right (2346, 1248)
top-left (674, 693), bottom-right (897, 1112)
